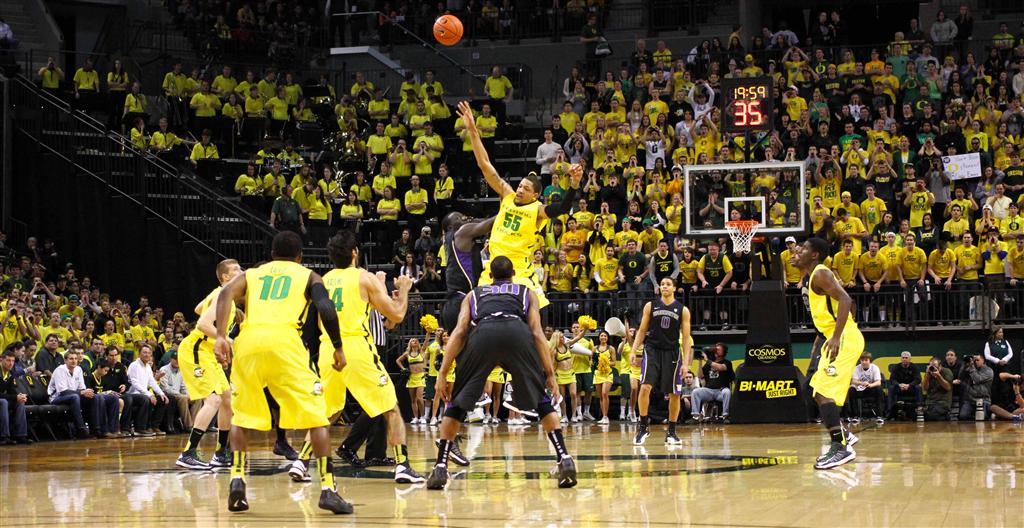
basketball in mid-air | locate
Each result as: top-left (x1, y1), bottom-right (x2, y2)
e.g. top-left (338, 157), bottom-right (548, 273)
top-left (433, 15), bottom-right (464, 46)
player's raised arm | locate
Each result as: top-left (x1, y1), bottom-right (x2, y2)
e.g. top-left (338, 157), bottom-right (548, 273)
top-left (457, 101), bottom-right (512, 198)
top-left (812, 267), bottom-right (853, 361)
top-left (454, 216), bottom-right (496, 248)
top-left (631, 301), bottom-right (653, 352)
top-left (365, 272), bottom-right (413, 323)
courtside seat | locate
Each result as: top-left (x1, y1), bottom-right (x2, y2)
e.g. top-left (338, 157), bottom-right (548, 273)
top-left (17, 375), bottom-right (72, 440)
top-left (887, 363), bottom-right (922, 420)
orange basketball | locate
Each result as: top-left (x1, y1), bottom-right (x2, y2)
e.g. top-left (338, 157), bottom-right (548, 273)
top-left (433, 15), bottom-right (464, 46)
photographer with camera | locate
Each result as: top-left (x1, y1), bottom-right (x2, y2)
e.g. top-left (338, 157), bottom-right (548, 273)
top-left (958, 353), bottom-right (994, 421)
top-left (922, 356), bottom-right (954, 420)
top-left (689, 343), bottom-right (734, 423)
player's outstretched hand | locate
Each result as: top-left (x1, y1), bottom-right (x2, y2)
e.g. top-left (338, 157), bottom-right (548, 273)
top-left (375, 271), bottom-right (388, 285)
top-left (457, 101), bottom-right (477, 130)
top-left (394, 274), bottom-right (414, 293)
top-left (435, 376), bottom-right (450, 402)
top-left (332, 347), bottom-right (347, 371)
top-left (214, 336), bottom-right (232, 368)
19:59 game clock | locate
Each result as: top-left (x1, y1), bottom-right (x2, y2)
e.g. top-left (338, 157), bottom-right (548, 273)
top-left (721, 77), bottom-right (774, 134)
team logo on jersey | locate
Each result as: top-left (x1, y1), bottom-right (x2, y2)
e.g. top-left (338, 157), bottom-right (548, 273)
top-left (193, 368), bottom-right (204, 378)
top-left (378, 374), bottom-right (389, 387)
top-left (824, 365), bottom-right (837, 377)
top-left (312, 381), bottom-right (323, 396)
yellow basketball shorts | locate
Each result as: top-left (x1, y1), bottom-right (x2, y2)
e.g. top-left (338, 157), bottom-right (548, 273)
top-left (178, 334), bottom-right (230, 401)
top-left (809, 328), bottom-right (865, 407)
top-left (230, 327), bottom-right (329, 431)
top-left (318, 336), bottom-right (397, 419)
top-left (479, 261), bottom-right (550, 309)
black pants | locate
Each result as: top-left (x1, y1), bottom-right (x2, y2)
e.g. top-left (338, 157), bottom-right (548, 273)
top-left (119, 393), bottom-right (151, 431)
top-left (449, 319), bottom-right (545, 413)
top-left (845, 386), bottom-right (884, 418)
top-left (341, 412), bottom-right (387, 459)
top-left (148, 398), bottom-right (170, 431)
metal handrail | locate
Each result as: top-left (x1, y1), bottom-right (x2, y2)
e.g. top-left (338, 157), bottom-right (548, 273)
top-left (6, 75), bottom-right (276, 264)
top-left (331, 11), bottom-right (487, 87)
top-left (379, 284), bottom-right (1014, 343)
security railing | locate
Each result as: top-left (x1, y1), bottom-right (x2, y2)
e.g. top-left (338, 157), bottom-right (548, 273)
top-left (383, 282), bottom-right (1019, 345)
top-left (4, 75), bottom-right (275, 266)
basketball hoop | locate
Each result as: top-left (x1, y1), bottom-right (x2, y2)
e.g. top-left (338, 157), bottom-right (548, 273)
top-left (725, 220), bottom-right (761, 253)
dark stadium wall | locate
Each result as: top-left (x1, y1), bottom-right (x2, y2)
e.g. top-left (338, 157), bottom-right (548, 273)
top-left (11, 135), bottom-right (218, 313)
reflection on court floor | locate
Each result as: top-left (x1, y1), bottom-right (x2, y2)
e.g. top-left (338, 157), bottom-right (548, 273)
top-left (0, 422), bottom-right (1019, 527)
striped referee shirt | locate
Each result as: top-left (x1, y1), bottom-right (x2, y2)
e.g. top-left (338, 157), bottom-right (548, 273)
top-left (369, 310), bottom-right (387, 347)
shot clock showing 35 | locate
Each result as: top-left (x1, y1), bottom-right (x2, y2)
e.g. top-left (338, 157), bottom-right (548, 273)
top-left (721, 77), bottom-right (774, 134)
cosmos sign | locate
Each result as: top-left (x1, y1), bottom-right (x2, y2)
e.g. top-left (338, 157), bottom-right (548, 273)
top-left (746, 344), bottom-right (789, 365)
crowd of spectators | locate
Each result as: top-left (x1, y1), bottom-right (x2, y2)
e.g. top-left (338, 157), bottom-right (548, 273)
top-left (36, 8), bottom-right (1024, 325)
top-left (0, 233), bottom-right (203, 444)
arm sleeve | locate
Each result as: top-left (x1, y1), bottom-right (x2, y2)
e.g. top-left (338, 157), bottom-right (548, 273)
top-left (1004, 342), bottom-right (1013, 362)
top-left (983, 342), bottom-right (997, 363)
top-left (310, 282), bottom-right (343, 349)
top-left (544, 185), bottom-right (579, 218)
top-left (670, 254), bottom-right (681, 280)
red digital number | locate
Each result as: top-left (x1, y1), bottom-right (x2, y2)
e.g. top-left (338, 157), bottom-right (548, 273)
top-left (732, 100), bottom-right (764, 127)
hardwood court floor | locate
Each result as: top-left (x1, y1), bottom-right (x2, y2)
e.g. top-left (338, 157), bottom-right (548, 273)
top-left (0, 421), bottom-right (1021, 527)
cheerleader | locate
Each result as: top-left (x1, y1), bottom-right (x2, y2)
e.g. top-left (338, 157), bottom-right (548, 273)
top-left (551, 331), bottom-right (576, 424)
top-left (593, 331), bottom-right (616, 424)
top-left (396, 338), bottom-right (427, 423)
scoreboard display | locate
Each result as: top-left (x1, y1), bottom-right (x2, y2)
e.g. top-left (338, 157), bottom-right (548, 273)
top-left (721, 77), bottom-right (774, 134)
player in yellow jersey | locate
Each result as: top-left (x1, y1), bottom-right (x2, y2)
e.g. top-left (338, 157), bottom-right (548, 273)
top-left (175, 259), bottom-right (242, 471)
top-left (792, 237), bottom-right (864, 469)
top-left (287, 230), bottom-right (424, 485)
top-left (458, 101), bottom-right (583, 310)
top-left (213, 232), bottom-right (351, 515)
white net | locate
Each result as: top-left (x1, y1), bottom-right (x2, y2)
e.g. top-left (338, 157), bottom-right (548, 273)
top-left (725, 221), bottom-right (760, 253)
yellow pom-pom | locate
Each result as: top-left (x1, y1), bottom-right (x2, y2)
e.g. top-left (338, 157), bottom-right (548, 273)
top-left (420, 314), bottom-right (439, 333)
top-left (577, 315), bottom-right (597, 331)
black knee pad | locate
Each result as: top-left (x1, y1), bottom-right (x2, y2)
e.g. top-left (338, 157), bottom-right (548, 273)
top-left (443, 406), bottom-right (468, 422)
top-left (536, 401), bottom-right (556, 418)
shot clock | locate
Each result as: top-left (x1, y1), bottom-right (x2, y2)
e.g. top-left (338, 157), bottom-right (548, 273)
top-left (721, 77), bottom-right (774, 134)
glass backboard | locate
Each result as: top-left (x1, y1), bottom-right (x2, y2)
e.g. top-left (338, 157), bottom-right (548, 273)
top-left (683, 160), bottom-right (807, 237)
